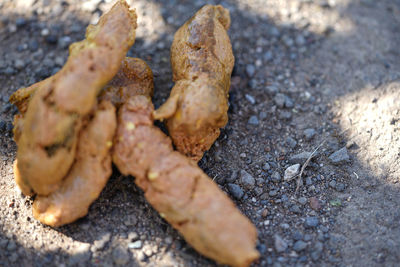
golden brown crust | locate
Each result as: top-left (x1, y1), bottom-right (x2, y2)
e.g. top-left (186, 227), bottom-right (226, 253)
top-left (113, 96), bottom-right (259, 267)
top-left (32, 101), bottom-right (116, 227)
top-left (154, 5), bottom-right (234, 161)
top-left (11, 0), bottom-right (137, 196)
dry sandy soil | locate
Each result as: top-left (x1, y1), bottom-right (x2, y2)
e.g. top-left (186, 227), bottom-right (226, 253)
top-left (0, 0), bottom-right (399, 266)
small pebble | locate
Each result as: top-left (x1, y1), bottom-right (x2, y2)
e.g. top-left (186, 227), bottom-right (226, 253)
top-left (58, 36), bottom-right (72, 49)
top-left (290, 205), bottom-right (301, 214)
top-left (286, 137), bottom-right (297, 148)
top-left (246, 64), bottom-right (256, 77)
top-left (128, 240), bottom-right (142, 249)
top-left (112, 246), bottom-right (130, 265)
top-left (271, 171), bottom-right (281, 183)
top-left (293, 240), bottom-right (307, 252)
top-left (263, 51), bottom-right (273, 61)
top-left (28, 40), bottom-right (39, 52)
top-left (269, 190), bottom-right (278, 197)
top-left (279, 111), bottom-right (292, 120)
top-left (259, 111), bottom-right (267, 120)
top-left (245, 94), bottom-right (256, 104)
top-left (274, 234), bottom-right (288, 253)
top-left (304, 217), bottom-right (319, 228)
top-left (298, 197), bottom-right (307, 205)
top-left (274, 93), bottom-right (286, 108)
top-left (329, 147), bottom-right (349, 164)
top-left (289, 152), bottom-right (314, 164)
top-left (304, 128), bottom-right (316, 141)
top-left (240, 170), bottom-right (255, 190)
top-left (15, 17), bottom-right (27, 27)
top-left (284, 164), bottom-right (300, 181)
top-left (248, 115), bottom-right (259, 125)
top-left (284, 96), bottom-right (294, 108)
top-left (309, 197), bottom-right (321, 211)
top-left (227, 184), bottom-right (244, 200)
top-left (336, 183), bottom-right (345, 192)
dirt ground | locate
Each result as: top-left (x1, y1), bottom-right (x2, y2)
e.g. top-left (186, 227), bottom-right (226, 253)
top-left (0, 0), bottom-right (399, 266)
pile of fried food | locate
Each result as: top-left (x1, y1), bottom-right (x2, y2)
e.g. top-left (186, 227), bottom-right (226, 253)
top-left (9, 1), bottom-right (259, 266)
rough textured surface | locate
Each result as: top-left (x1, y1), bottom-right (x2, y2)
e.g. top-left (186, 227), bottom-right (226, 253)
top-left (112, 75), bottom-right (258, 266)
top-left (33, 100), bottom-right (116, 227)
top-left (154, 5), bottom-right (234, 161)
top-left (10, 0), bottom-right (137, 196)
top-left (1, 0), bottom-right (400, 266)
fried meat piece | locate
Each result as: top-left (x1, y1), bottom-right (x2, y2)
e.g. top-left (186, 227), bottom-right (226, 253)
top-left (11, 0), bottom-right (137, 195)
top-left (154, 5), bottom-right (234, 161)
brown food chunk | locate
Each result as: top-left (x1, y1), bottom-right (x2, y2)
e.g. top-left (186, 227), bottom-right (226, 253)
top-left (154, 5), bottom-right (234, 161)
top-left (10, 0), bottom-right (137, 195)
top-left (113, 96), bottom-right (259, 267)
top-left (32, 101), bottom-right (116, 227)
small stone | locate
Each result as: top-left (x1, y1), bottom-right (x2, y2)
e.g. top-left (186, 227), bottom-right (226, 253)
top-left (9, 252), bottom-right (18, 262)
top-left (261, 209), bottom-right (269, 217)
top-left (289, 152), bottom-right (314, 164)
top-left (41, 28), bottom-right (50, 36)
top-left (259, 111), bottom-right (267, 120)
top-left (293, 231), bottom-right (303, 240)
top-left (46, 35), bottom-right (58, 45)
top-left (124, 215), bottom-right (137, 226)
top-left (269, 27), bottom-right (280, 37)
top-left (70, 243), bottom-right (91, 265)
top-left (28, 40), bottom-right (39, 52)
top-left (0, 121), bottom-right (6, 132)
top-left (15, 17), bottom-right (27, 27)
top-left (246, 64), bottom-right (256, 77)
top-left (245, 94), bottom-right (256, 104)
top-left (284, 96), bottom-right (294, 108)
top-left (295, 35), bottom-right (306, 46)
top-left (269, 190), bottom-right (278, 197)
top-left (335, 183), bottom-right (345, 192)
top-left (274, 234), bottom-right (288, 253)
top-left (14, 59), bottom-right (25, 70)
top-left (17, 43), bottom-right (27, 52)
top-left (271, 171), bottom-right (281, 183)
top-left (248, 79), bottom-right (258, 89)
top-left (286, 137), bottom-right (297, 148)
top-left (112, 246), bottom-right (130, 265)
top-left (329, 180), bottom-right (336, 188)
top-left (227, 184), bottom-right (244, 200)
top-left (290, 205), bottom-right (301, 213)
top-left (282, 36), bottom-right (294, 47)
top-left (58, 36), bottom-right (72, 49)
top-left (304, 217), bottom-right (319, 228)
top-left (7, 240), bottom-right (16, 251)
top-left (304, 234), bottom-right (312, 241)
top-left (240, 170), bottom-right (255, 190)
top-left (263, 51), bottom-right (273, 62)
top-left (284, 164), bottom-right (300, 181)
top-left (309, 197), bottom-right (321, 211)
top-left (225, 171), bottom-right (238, 183)
top-left (280, 223), bottom-right (290, 230)
top-left (128, 240), bottom-right (142, 249)
top-left (304, 128), bottom-right (316, 141)
top-left (8, 24), bottom-right (17, 33)
top-left (279, 111), bottom-right (292, 120)
top-left (93, 232), bottom-right (111, 251)
top-left (329, 147), bottom-right (349, 164)
top-left (248, 115), bottom-right (259, 125)
top-left (266, 85), bottom-right (278, 95)
top-left (298, 197), bottom-right (307, 205)
top-left (274, 93), bottom-right (286, 108)
top-left (3, 67), bottom-right (16, 75)
top-left (262, 162), bottom-right (270, 171)
top-left (128, 232), bottom-right (139, 242)
top-left (293, 241), bottom-right (307, 252)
